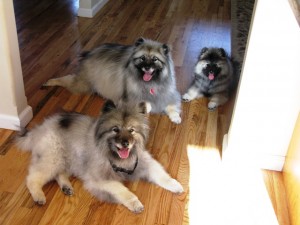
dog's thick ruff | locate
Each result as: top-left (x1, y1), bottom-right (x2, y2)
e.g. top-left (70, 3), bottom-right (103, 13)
top-left (15, 101), bottom-right (183, 213)
top-left (44, 38), bottom-right (182, 124)
top-left (182, 47), bottom-right (235, 110)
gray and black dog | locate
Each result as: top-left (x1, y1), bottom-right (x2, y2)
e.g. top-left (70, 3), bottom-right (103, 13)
top-left (15, 100), bottom-right (183, 213)
top-left (182, 47), bottom-right (234, 110)
top-left (44, 38), bottom-right (182, 123)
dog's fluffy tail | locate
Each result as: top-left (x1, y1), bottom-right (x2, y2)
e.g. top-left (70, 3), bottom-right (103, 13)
top-left (15, 128), bottom-right (33, 152)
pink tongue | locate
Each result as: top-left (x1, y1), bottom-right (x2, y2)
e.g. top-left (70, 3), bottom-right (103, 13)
top-left (208, 73), bottom-right (215, 80)
top-left (143, 72), bottom-right (153, 82)
top-left (118, 148), bottom-right (130, 159)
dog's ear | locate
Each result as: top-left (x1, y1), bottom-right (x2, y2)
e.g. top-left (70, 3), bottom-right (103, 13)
top-left (138, 102), bottom-right (151, 114)
top-left (162, 44), bottom-right (170, 55)
top-left (102, 100), bottom-right (116, 113)
top-left (200, 47), bottom-right (209, 56)
top-left (135, 37), bottom-right (145, 46)
top-left (219, 48), bottom-right (226, 57)
top-left (198, 47), bottom-right (209, 60)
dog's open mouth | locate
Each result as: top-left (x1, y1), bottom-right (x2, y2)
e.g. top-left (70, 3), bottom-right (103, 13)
top-left (116, 147), bottom-right (130, 159)
top-left (142, 68), bottom-right (155, 82)
top-left (208, 72), bottom-right (215, 80)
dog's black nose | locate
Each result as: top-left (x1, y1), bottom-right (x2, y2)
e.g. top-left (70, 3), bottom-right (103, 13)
top-left (121, 140), bottom-right (129, 147)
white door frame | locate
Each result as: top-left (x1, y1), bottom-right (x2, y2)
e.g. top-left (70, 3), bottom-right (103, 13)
top-left (223, 0), bottom-right (300, 171)
top-left (0, 0), bottom-right (32, 130)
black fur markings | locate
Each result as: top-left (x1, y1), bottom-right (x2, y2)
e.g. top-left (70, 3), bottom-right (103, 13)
top-left (101, 44), bottom-right (131, 57)
top-left (110, 157), bottom-right (138, 175)
top-left (94, 119), bottom-right (111, 142)
top-left (202, 52), bottom-right (223, 62)
top-left (122, 111), bottom-right (130, 121)
top-left (138, 102), bottom-right (147, 114)
top-left (79, 51), bottom-right (91, 61)
top-left (162, 44), bottom-right (169, 55)
top-left (200, 48), bottom-right (227, 62)
top-left (137, 68), bottom-right (162, 83)
top-left (95, 129), bottom-right (111, 142)
top-left (135, 37), bottom-right (145, 46)
top-left (122, 80), bottom-right (129, 102)
top-left (203, 64), bottom-right (222, 77)
top-left (102, 100), bottom-right (116, 113)
top-left (59, 114), bottom-right (77, 129)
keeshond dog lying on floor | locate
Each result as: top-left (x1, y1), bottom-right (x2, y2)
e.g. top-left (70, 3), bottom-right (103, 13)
top-left (43, 38), bottom-right (182, 124)
top-left (15, 100), bottom-right (183, 213)
top-left (182, 47), bottom-right (234, 110)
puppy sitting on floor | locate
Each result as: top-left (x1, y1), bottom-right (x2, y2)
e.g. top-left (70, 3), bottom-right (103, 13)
top-left (182, 47), bottom-right (235, 110)
top-left (15, 100), bottom-right (183, 213)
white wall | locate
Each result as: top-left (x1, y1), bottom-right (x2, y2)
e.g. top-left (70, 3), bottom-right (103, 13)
top-left (78, 0), bottom-right (108, 18)
top-left (224, 0), bottom-right (300, 171)
top-left (0, 0), bottom-right (32, 130)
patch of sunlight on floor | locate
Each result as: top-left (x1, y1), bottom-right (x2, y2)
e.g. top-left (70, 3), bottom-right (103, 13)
top-left (187, 144), bottom-right (279, 225)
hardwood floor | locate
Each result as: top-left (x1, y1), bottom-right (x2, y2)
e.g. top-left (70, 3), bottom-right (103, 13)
top-left (0, 0), bottom-right (290, 224)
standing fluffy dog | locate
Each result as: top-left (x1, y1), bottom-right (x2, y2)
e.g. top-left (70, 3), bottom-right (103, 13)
top-left (44, 38), bottom-right (182, 124)
top-left (182, 47), bottom-right (234, 110)
top-left (15, 101), bottom-right (183, 213)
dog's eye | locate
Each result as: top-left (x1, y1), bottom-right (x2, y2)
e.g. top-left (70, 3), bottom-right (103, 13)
top-left (140, 56), bottom-right (146, 61)
top-left (152, 56), bottom-right (158, 62)
top-left (129, 128), bottom-right (135, 133)
top-left (112, 127), bottom-right (120, 133)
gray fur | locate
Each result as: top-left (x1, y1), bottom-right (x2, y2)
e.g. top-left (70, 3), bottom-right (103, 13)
top-left (15, 101), bottom-right (183, 213)
top-left (44, 38), bottom-right (182, 124)
top-left (182, 47), bottom-right (234, 110)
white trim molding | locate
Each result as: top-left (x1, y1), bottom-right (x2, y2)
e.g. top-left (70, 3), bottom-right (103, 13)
top-left (223, 134), bottom-right (286, 171)
top-left (0, 106), bottom-right (33, 131)
top-left (78, 0), bottom-right (108, 18)
top-left (0, 0), bottom-right (33, 131)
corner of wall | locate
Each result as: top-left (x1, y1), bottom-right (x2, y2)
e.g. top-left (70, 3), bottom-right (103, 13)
top-left (78, 0), bottom-right (108, 18)
top-left (0, 105), bottom-right (33, 130)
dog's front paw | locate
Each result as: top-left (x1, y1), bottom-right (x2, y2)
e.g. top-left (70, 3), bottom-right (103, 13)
top-left (165, 105), bottom-right (181, 124)
top-left (160, 177), bottom-right (184, 194)
top-left (145, 102), bottom-right (152, 113)
top-left (182, 93), bottom-right (192, 102)
top-left (208, 101), bottom-right (218, 111)
top-left (169, 113), bottom-right (182, 124)
top-left (126, 198), bottom-right (144, 214)
top-left (167, 178), bottom-right (184, 194)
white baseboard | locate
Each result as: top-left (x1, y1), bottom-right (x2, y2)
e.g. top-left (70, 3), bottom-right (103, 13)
top-left (258, 155), bottom-right (285, 171)
top-left (78, 0), bottom-right (109, 18)
top-left (0, 105), bottom-right (33, 130)
top-left (222, 133), bottom-right (285, 171)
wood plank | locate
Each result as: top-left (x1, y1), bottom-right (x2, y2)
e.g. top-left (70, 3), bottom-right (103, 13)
top-left (283, 113), bottom-right (300, 225)
top-left (0, 0), bottom-right (291, 224)
top-left (263, 170), bottom-right (291, 225)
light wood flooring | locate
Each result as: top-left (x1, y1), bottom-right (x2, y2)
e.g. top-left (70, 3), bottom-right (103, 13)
top-left (0, 0), bottom-right (290, 224)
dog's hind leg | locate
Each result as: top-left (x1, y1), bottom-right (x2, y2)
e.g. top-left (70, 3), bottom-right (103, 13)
top-left (26, 169), bottom-right (55, 205)
top-left (55, 172), bottom-right (74, 196)
top-left (43, 74), bottom-right (91, 94)
top-left (85, 180), bottom-right (144, 213)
